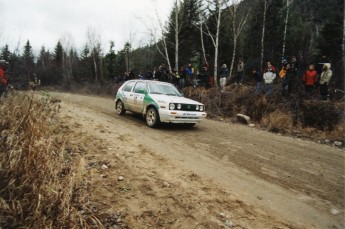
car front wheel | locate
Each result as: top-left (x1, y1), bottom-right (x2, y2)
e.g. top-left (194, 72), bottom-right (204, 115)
top-left (116, 100), bottom-right (126, 115)
top-left (146, 107), bottom-right (160, 128)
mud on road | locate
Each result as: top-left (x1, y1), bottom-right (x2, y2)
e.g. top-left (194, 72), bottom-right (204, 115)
top-left (52, 92), bottom-right (344, 229)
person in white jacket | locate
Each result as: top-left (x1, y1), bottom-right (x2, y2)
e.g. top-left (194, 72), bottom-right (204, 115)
top-left (263, 63), bottom-right (276, 95)
top-left (319, 63), bottom-right (332, 100)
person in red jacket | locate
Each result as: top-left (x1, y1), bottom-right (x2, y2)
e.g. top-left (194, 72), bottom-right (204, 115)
top-left (303, 64), bottom-right (317, 95)
top-left (0, 61), bottom-right (9, 97)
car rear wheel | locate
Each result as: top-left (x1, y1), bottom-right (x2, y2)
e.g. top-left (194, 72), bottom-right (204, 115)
top-left (146, 107), bottom-right (160, 128)
top-left (116, 100), bottom-right (126, 115)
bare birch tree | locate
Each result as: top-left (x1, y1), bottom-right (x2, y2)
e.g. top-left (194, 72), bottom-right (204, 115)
top-left (60, 34), bottom-right (75, 83)
top-left (173, 0), bottom-right (183, 73)
top-left (227, 0), bottom-right (249, 81)
top-left (87, 27), bottom-right (103, 81)
top-left (199, 11), bottom-right (207, 63)
top-left (282, 0), bottom-right (292, 60)
top-left (154, 9), bottom-right (172, 72)
top-left (260, 0), bottom-right (271, 69)
top-left (343, 0), bottom-right (345, 79)
top-left (204, 0), bottom-right (226, 88)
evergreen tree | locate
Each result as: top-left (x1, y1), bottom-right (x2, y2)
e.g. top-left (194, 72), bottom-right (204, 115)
top-left (23, 40), bottom-right (35, 80)
top-left (53, 41), bottom-right (63, 66)
top-left (104, 41), bottom-right (117, 79)
top-left (1, 45), bottom-right (11, 61)
top-left (23, 40), bottom-right (34, 67)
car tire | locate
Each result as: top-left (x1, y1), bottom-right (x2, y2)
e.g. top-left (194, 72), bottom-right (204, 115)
top-left (146, 107), bottom-right (160, 128)
top-left (116, 100), bottom-right (126, 115)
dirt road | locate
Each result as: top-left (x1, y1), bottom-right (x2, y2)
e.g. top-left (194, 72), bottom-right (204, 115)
top-left (52, 92), bottom-right (344, 229)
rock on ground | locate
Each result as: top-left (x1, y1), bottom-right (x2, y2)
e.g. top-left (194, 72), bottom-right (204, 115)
top-left (236, 114), bottom-right (251, 124)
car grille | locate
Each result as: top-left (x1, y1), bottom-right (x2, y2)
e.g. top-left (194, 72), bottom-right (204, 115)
top-left (180, 104), bottom-right (202, 112)
top-left (175, 117), bottom-right (199, 119)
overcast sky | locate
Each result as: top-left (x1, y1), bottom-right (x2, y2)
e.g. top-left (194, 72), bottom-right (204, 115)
top-left (0, 0), bottom-right (174, 55)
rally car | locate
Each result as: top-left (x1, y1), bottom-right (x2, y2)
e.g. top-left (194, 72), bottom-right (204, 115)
top-left (115, 80), bottom-right (207, 128)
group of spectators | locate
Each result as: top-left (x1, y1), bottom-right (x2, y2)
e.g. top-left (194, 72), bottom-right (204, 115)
top-left (121, 54), bottom-right (334, 100)
top-left (127, 63), bottom-right (211, 89)
top-left (251, 55), bottom-right (333, 100)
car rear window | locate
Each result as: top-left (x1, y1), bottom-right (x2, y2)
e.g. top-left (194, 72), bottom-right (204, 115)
top-left (122, 81), bottom-right (135, 92)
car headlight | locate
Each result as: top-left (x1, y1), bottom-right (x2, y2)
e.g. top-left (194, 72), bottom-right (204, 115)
top-left (177, 104), bottom-right (182, 110)
top-left (195, 105), bottom-right (199, 110)
top-left (169, 103), bottom-right (175, 110)
top-left (199, 105), bottom-right (204, 111)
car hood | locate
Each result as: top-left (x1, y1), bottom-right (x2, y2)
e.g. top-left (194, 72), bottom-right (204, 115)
top-left (149, 94), bottom-right (203, 105)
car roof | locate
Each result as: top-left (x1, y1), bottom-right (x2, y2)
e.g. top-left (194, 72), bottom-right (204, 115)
top-left (126, 80), bottom-right (173, 86)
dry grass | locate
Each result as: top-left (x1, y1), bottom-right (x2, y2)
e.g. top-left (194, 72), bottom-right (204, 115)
top-left (260, 110), bottom-right (293, 134)
top-left (0, 92), bottom-right (103, 228)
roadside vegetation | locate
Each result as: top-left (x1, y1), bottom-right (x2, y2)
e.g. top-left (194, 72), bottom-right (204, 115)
top-left (0, 93), bottom-right (106, 228)
top-left (182, 86), bottom-right (345, 143)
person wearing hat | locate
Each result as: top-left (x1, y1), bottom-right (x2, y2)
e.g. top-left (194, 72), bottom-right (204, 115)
top-left (319, 63), bottom-right (332, 100)
top-left (219, 64), bottom-right (228, 92)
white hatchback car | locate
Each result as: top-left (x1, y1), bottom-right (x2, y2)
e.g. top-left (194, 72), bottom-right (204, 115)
top-left (115, 80), bottom-right (207, 127)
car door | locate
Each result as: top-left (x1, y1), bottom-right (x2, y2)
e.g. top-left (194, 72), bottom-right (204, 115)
top-left (121, 81), bottom-right (136, 111)
top-left (132, 81), bottom-right (147, 113)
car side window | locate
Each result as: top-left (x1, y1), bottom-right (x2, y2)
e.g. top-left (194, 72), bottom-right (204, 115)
top-left (122, 81), bottom-right (135, 92)
top-left (133, 81), bottom-right (146, 94)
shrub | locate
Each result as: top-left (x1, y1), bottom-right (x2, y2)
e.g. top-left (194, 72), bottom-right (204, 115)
top-left (0, 93), bottom-right (102, 228)
top-left (299, 100), bottom-right (344, 131)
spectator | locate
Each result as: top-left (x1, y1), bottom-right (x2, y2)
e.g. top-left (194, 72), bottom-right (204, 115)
top-left (317, 55), bottom-right (330, 77)
top-left (282, 63), bottom-right (295, 94)
top-left (290, 56), bottom-right (299, 75)
top-left (252, 67), bottom-right (263, 95)
top-left (146, 69), bottom-right (153, 80)
top-left (185, 64), bottom-right (194, 86)
top-left (0, 61), bottom-right (9, 97)
top-left (203, 62), bottom-right (210, 73)
top-left (179, 66), bottom-right (186, 88)
top-left (319, 63), bottom-right (332, 100)
top-left (279, 58), bottom-right (288, 82)
top-left (263, 61), bottom-right (276, 73)
top-left (219, 64), bottom-right (228, 92)
top-left (235, 59), bottom-right (244, 85)
top-left (279, 65), bottom-right (287, 81)
top-left (263, 62), bottom-right (276, 95)
top-left (302, 64), bottom-right (317, 95)
top-left (138, 72), bottom-right (144, 79)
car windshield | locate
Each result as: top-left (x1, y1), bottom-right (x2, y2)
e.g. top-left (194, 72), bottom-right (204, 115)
top-left (148, 82), bottom-right (181, 97)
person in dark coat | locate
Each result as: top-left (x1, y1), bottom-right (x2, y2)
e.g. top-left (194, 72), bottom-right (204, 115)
top-left (252, 67), bottom-right (263, 95)
top-left (282, 64), bottom-right (295, 94)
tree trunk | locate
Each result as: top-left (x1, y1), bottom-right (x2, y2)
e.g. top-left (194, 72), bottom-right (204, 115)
top-left (282, 0), bottom-right (290, 59)
top-left (228, 37), bottom-right (237, 81)
top-left (125, 51), bottom-right (129, 75)
top-left (260, 0), bottom-right (268, 69)
top-left (175, 0), bottom-right (179, 73)
top-left (93, 51), bottom-right (98, 81)
top-left (99, 57), bottom-right (104, 81)
top-left (343, 0), bottom-right (345, 80)
top-left (164, 36), bottom-right (172, 72)
top-left (200, 18), bottom-right (207, 63)
top-left (213, 1), bottom-right (222, 88)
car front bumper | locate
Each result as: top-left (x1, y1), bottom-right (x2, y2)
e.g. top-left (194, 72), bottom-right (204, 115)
top-left (159, 109), bottom-right (207, 123)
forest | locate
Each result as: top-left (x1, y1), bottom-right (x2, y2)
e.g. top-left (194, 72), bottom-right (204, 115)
top-left (0, 0), bottom-right (344, 89)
